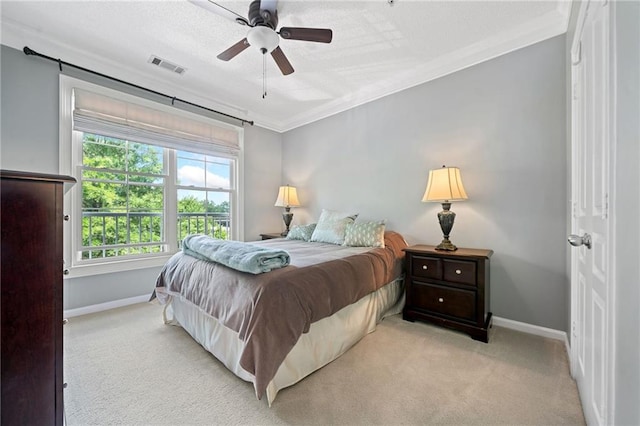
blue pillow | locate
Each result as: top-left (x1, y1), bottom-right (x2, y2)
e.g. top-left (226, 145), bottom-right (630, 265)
top-left (310, 209), bottom-right (358, 245)
top-left (286, 223), bottom-right (317, 242)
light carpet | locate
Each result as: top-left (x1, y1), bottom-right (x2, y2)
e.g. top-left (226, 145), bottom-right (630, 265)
top-left (63, 302), bottom-right (585, 425)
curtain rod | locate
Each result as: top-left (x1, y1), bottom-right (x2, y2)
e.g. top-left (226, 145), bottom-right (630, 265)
top-left (23, 46), bottom-right (254, 127)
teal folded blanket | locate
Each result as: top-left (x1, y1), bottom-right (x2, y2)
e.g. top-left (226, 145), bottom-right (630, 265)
top-left (182, 234), bottom-right (290, 274)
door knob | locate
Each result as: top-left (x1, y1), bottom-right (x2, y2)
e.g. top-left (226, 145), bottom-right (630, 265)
top-left (568, 233), bottom-right (592, 249)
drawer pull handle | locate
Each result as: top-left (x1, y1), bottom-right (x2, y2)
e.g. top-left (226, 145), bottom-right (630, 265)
top-left (455, 269), bottom-right (462, 275)
top-left (422, 265), bottom-right (428, 270)
top-left (438, 297), bottom-right (444, 303)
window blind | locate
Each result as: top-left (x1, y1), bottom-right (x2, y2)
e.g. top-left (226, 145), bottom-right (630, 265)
top-left (73, 89), bottom-right (240, 155)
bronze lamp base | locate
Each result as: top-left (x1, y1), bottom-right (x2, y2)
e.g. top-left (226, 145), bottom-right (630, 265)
top-left (281, 207), bottom-right (293, 236)
top-left (435, 202), bottom-right (458, 251)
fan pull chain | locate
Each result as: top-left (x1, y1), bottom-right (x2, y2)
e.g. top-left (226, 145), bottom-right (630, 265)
top-left (262, 50), bottom-right (267, 99)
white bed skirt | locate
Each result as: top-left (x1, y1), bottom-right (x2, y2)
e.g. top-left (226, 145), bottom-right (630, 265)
top-left (163, 277), bottom-right (405, 406)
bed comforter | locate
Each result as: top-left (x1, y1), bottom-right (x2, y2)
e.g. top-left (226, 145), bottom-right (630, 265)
top-left (154, 231), bottom-right (406, 399)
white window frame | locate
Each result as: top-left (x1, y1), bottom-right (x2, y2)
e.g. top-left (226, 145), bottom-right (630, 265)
top-left (59, 75), bottom-right (244, 278)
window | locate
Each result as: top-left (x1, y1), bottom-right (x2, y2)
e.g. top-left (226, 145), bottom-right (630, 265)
top-left (81, 134), bottom-right (165, 260)
top-left (60, 76), bottom-right (244, 277)
top-left (176, 151), bottom-right (233, 245)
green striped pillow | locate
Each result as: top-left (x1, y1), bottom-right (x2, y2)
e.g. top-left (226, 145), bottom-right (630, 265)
top-left (343, 220), bottom-right (386, 248)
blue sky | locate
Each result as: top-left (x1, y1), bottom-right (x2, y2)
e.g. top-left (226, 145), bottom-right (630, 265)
top-left (176, 151), bottom-right (231, 204)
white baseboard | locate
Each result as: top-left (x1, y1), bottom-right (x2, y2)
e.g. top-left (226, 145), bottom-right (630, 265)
top-left (64, 300), bottom-right (574, 359)
top-left (492, 316), bottom-right (572, 364)
top-left (64, 294), bottom-right (150, 318)
top-left (493, 316), bottom-right (568, 342)
top-left (565, 335), bottom-right (571, 363)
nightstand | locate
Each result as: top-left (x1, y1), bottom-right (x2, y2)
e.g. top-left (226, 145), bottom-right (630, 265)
top-left (403, 245), bottom-right (493, 342)
top-left (260, 232), bottom-right (283, 240)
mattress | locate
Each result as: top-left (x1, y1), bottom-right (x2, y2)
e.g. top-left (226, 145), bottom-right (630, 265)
top-left (163, 277), bottom-right (404, 405)
top-left (154, 231), bottom-right (407, 404)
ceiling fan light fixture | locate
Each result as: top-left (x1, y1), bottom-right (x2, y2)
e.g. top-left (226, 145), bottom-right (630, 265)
top-left (202, 1), bottom-right (332, 76)
top-left (247, 26), bottom-right (279, 54)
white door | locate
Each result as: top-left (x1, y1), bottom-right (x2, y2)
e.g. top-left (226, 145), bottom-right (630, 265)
top-left (569, 1), bottom-right (614, 425)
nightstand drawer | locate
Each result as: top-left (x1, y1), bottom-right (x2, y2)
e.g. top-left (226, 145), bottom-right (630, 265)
top-left (409, 282), bottom-right (476, 322)
top-left (443, 259), bottom-right (477, 286)
top-left (411, 256), bottom-right (442, 280)
top-left (260, 233), bottom-right (282, 240)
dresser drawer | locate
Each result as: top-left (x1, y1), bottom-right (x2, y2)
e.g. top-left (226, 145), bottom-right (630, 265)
top-left (411, 256), bottom-right (442, 280)
top-left (443, 259), bottom-right (477, 286)
top-left (409, 283), bottom-right (476, 322)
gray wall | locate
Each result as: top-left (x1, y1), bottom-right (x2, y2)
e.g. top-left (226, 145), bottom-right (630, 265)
top-left (612, 1), bottom-right (640, 424)
top-left (282, 35), bottom-right (568, 331)
top-left (1, 37), bottom-right (572, 330)
top-left (243, 124), bottom-right (285, 239)
top-left (0, 44), bottom-right (283, 310)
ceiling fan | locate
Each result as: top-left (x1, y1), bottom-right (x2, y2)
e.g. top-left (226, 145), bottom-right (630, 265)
top-left (190, 0), bottom-right (333, 76)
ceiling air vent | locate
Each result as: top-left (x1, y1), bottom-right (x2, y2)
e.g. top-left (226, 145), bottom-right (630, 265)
top-left (148, 55), bottom-right (187, 76)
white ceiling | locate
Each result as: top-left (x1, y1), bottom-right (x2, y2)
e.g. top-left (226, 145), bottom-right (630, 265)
top-left (1, 1), bottom-right (571, 132)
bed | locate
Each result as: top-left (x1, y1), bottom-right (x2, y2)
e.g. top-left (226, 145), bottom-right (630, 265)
top-left (153, 230), bottom-right (407, 405)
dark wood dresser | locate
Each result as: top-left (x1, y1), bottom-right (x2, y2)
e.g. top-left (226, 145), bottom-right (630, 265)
top-left (403, 245), bottom-right (493, 342)
top-left (1, 170), bottom-right (75, 426)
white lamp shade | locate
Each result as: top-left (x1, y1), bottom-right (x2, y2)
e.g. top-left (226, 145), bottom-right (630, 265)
top-left (247, 26), bottom-right (280, 53)
top-left (422, 166), bottom-right (468, 202)
top-left (274, 185), bottom-right (300, 208)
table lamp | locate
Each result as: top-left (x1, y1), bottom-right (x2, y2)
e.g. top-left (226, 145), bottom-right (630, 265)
top-left (422, 165), bottom-right (468, 251)
top-left (274, 185), bottom-right (300, 236)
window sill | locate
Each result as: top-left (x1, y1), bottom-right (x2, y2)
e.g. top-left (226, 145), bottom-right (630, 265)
top-left (65, 254), bottom-right (173, 279)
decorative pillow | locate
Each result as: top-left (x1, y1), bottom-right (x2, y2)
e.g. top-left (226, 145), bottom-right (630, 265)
top-left (286, 223), bottom-right (317, 242)
top-left (343, 220), bottom-right (386, 248)
top-left (310, 209), bottom-right (358, 245)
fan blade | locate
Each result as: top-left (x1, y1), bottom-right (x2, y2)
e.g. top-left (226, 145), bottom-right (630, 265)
top-left (188, 0), bottom-right (250, 26)
top-left (217, 38), bottom-right (250, 61)
top-left (279, 27), bottom-right (332, 43)
top-left (270, 46), bottom-right (294, 75)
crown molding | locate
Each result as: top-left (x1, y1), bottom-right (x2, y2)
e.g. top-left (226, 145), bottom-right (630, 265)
top-left (276, 8), bottom-right (570, 132)
top-left (2, 5), bottom-right (570, 134)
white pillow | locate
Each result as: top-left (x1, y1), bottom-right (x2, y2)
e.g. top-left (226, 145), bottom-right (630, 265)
top-left (310, 209), bottom-right (358, 245)
top-left (343, 220), bottom-right (386, 248)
